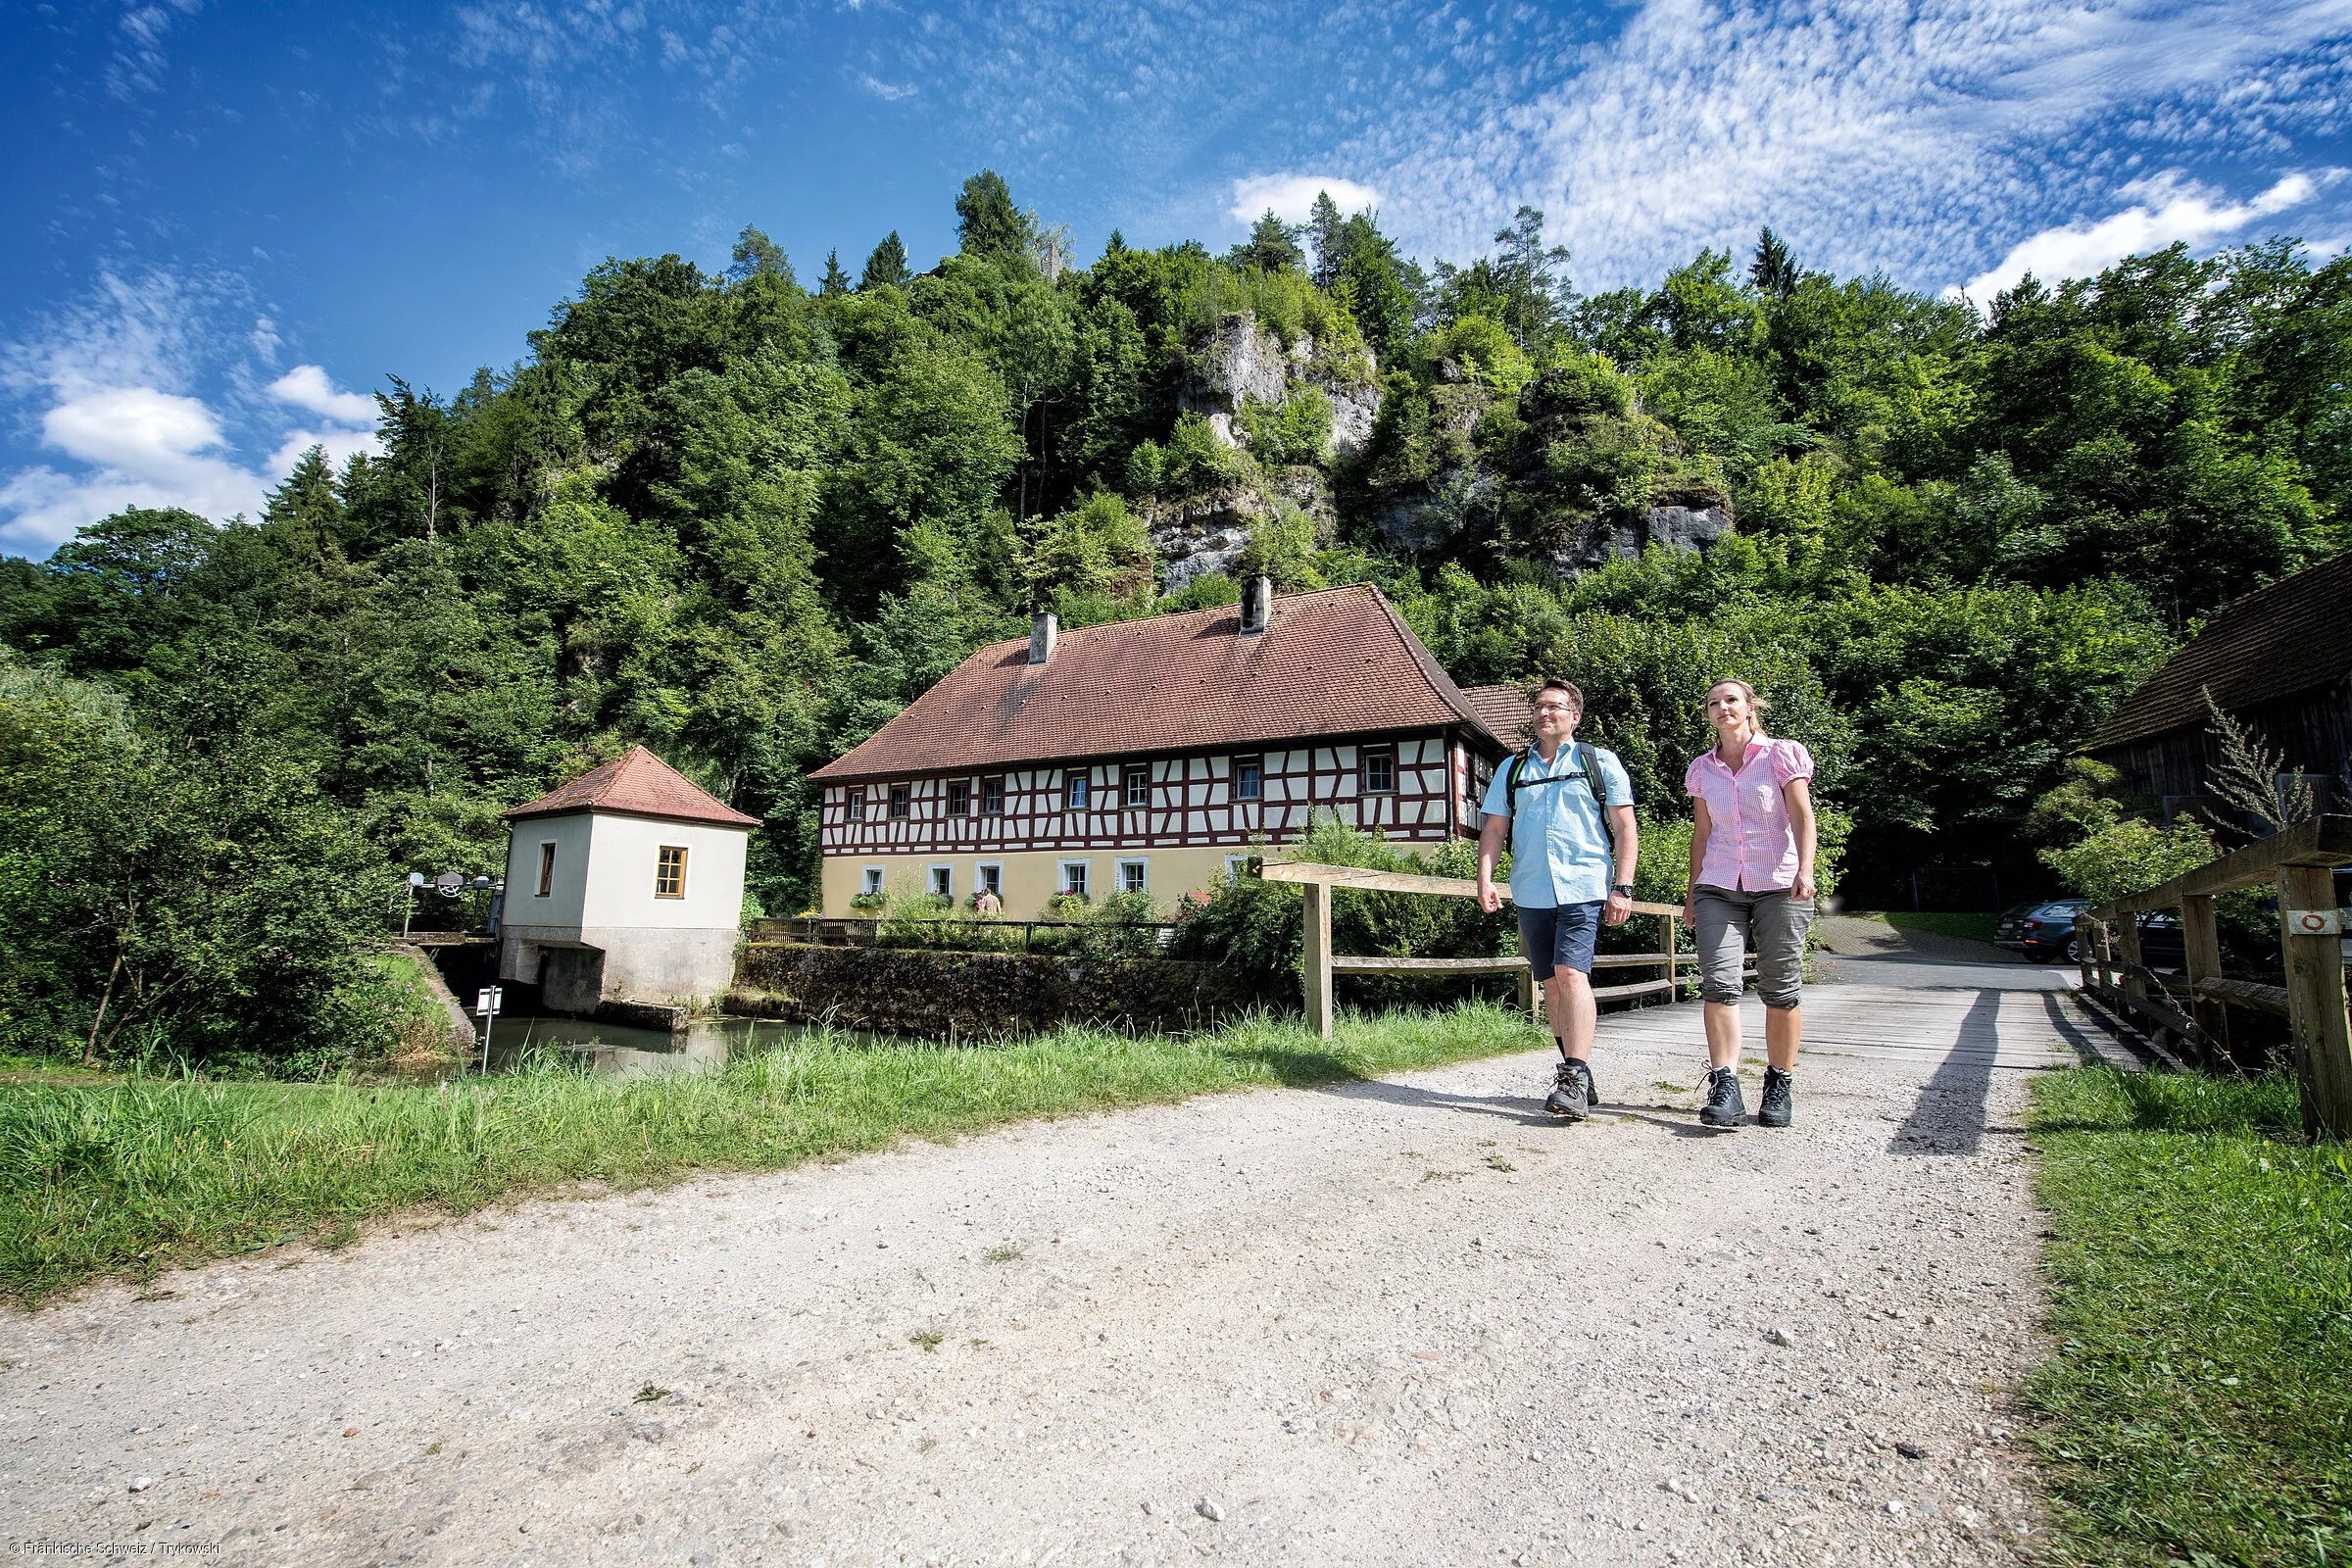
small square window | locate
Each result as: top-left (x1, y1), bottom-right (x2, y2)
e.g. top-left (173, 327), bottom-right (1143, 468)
top-left (655, 845), bottom-right (688, 899)
top-left (1233, 756), bottom-right (1262, 800)
top-left (1362, 747), bottom-right (1396, 794)
top-left (860, 866), bottom-right (884, 896)
top-left (1065, 773), bottom-right (1091, 810)
top-left (845, 786), bottom-right (866, 821)
top-left (535, 842), bottom-right (557, 897)
top-left (1123, 764), bottom-right (1151, 808)
top-left (1118, 858), bottom-right (1148, 894)
top-left (981, 776), bottom-right (1005, 815)
top-left (1059, 860), bottom-right (1089, 897)
top-left (978, 862), bottom-right (1003, 896)
top-left (929, 865), bottom-right (952, 899)
top-left (888, 783), bottom-right (910, 819)
top-left (947, 780), bottom-right (971, 816)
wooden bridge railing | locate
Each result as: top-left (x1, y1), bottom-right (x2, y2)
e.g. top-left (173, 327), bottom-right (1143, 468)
top-left (2078, 813), bottom-right (2352, 1141)
top-left (1256, 862), bottom-right (1724, 1040)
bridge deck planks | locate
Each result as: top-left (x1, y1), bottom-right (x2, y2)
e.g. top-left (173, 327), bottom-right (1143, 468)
top-left (1592, 984), bottom-right (2125, 1071)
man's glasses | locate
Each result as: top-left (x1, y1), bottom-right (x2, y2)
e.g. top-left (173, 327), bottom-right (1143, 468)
top-left (1532, 702), bottom-right (1577, 715)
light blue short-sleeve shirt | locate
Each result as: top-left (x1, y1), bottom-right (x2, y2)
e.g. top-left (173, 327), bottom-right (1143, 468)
top-left (1480, 742), bottom-right (1635, 909)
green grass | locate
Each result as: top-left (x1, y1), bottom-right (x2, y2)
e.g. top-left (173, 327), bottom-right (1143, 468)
top-left (0, 1002), bottom-right (1544, 1307)
top-left (1881, 909), bottom-right (2001, 944)
top-left (2029, 1068), bottom-right (2352, 1566)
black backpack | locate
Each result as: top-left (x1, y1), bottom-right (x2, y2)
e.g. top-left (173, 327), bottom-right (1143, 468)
top-left (1503, 742), bottom-right (1611, 810)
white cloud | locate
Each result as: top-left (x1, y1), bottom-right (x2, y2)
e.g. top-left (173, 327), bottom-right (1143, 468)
top-left (1228, 174), bottom-right (1384, 226)
top-left (1340, 0), bottom-right (2352, 289)
top-left (858, 73), bottom-right (915, 101)
top-left (1956, 172), bottom-right (2326, 301)
top-left (268, 364), bottom-right (379, 425)
top-left (1, 273), bottom-right (381, 557)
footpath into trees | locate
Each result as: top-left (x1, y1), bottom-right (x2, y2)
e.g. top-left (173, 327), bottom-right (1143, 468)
top-left (11, 965), bottom-right (2095, 1566)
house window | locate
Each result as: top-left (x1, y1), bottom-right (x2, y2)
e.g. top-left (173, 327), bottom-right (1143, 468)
top-left (1065, 772), bottom-right (1091, 810)
top-left (1058, 859), bottom-right (1090, 897)
top-left (535, 842), bottom-right (557, 897)
top-left (929, 865), bottom-right (953, 899)
top-left (845, 786), bottom-right (865, 821)
top-left (1118, 858), bottom-right (1148, 894)
top-left (977, 862), bottom-right (1003, 897)
top-left (981, 776), bottom-right (1005, 815)
top-left (1362, 746), bottom-right (1396, 794)
top-left (888, 783), bottom-right (910, 819)
top-left (1226, 855), bottom-right (1254, 882)
top-left (1233, 755), bottom-right (1262, 800)
top-left (860, 866), bottom-right (884, 896)
top-left (947, 780), bottom-right (971, 816)
top-left (1123, 764), bottom-right (1151, 808)
top-left (655, 845), bottom-right (688, 899)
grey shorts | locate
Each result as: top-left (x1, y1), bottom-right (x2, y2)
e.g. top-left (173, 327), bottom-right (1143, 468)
top-left (1693, 885), bottom-right (1813, 1009)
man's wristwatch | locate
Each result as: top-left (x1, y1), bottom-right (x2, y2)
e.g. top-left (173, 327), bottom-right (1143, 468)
top-left (1610, 883), bottom-right (1635, 898)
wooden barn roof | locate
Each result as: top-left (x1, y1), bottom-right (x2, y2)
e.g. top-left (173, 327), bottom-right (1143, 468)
top-left (504, 746), bottom-right (760, 827)
top-left (2088, 553), bottom-right (2352, 752)
top-left (811, 586), bottom-right (1507, 782)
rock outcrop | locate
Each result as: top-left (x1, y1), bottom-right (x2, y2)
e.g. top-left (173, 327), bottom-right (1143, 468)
top-left (1148, 467), bottom-right (1338, 594)
top-left (1178, 313), bottom-right (1380, 461)
top-left (1544, 486), bottom-right (1735, 576)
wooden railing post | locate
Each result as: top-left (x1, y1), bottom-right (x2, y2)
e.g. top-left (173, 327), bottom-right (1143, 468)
top-left (1301, 879), bottom-right (1335, 1041)
top-left (2278, 864), bottom-right (2352, 1141)
top-left (2180, 893), bottom-right (2230, 1070)
top-left (2076, 914), bottom-right (2097, 994)
top-left (2116, 912), bottom-right (2147, 1003)
top-left (1662, 911), bottom-right (1680, 1001)
top-left (1515, 963), bottom-right (1537, 1019)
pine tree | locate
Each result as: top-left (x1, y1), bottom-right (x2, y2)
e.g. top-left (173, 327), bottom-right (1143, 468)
top-left (1750, 226), bottom-right (1798, 297)
top-left (956, 170), bottom-right (1028, 261)
top-left (819, 249), bottom-right (852, 296)
top-left (727, 224), bottom-right (795, 287)
top-left (859, 230), bottom-right (909, 290)
top-left (1308, 190), bottom-right (1346, 288)
top-left (262, 444), bottom-right (348, 563)
top-left (1231, 209), bottom-right (1304, 273)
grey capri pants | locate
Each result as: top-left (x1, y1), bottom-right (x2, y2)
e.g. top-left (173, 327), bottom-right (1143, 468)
top-left (1692, 885), bottom-right (1813, 1010)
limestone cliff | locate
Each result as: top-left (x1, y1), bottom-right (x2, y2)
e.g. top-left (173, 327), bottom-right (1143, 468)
top-left (1178, 313), bottom-right (1380, 461)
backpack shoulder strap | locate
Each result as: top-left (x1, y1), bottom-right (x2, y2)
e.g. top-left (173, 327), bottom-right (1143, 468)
top-left (1578, 742), bottom-right (1607, 808)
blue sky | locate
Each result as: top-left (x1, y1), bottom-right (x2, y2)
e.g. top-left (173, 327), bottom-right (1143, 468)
top-left (6, 0), bottom-right (2349, 556)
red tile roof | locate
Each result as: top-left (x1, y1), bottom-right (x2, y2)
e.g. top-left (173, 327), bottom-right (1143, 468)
top-left (504, 746), bottom-right (760, 827)
top-left (2088, 553), bottom-right (2352, 750)
top-left (812, 586), bottom-right (1508, 781)
top-left (1459, 683), bottom-right (1533, 750)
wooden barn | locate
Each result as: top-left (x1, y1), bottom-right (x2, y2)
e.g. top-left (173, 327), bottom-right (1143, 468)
top-left (2085, 553), bottom-right (2352, 822)
top-left (808, 578), bottom-right (1519, 919)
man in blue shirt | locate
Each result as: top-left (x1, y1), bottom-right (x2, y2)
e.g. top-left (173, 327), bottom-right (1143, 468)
top-left (1475, 678), bottom-right (1639, 1120)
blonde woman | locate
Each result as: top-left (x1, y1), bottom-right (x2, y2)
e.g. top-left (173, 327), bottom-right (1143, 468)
top-left (1682, 678), bottom-right (1817, 1129)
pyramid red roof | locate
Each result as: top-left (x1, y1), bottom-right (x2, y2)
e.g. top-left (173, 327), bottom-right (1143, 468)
top-left (811, 585), bottom-right (1507, 782)
top-left (504, 746), bottom-right (760, 827)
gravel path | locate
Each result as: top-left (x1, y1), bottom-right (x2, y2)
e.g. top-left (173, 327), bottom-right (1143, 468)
top-left (7, 993), bottom-right (2062, 1567)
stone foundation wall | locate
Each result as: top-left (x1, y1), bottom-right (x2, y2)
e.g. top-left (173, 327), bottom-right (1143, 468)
top-left (730, 944), bottom-right (1264, 1038)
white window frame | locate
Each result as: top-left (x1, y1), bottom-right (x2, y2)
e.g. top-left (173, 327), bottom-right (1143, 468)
top-left (1117, 858), bottom-right (1148, 894)
top-left (946, 779), bottom-right (971, 817)
top-left (1122, 763), bottom-right (1151, 808)
top-left (845, 785), bottom-right (866, 821)
top-left (1057, 859), bottom-right (1091, 897)
top-left (860, 865), bottom-right (885, 896)
top-left (1232, 754), bottom-right (1263, 801)
top-left (1064, 771), bottom-right (1091, 810)
top-left (977, 861), bottom-right (1004, 897)
top-left (928, 864), bottom-right (953, 899)
top-left (1361, 745), bottom-right (1396, 795)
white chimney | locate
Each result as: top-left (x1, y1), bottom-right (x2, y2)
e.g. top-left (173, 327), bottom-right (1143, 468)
top-left (1239, 574), bottom-right (1273, 634)
top-left (1028, 610), bottom-right (1057, 664)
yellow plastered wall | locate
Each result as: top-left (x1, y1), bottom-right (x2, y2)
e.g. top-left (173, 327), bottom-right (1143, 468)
top-left (819, 846), bottom-right (1283, 919)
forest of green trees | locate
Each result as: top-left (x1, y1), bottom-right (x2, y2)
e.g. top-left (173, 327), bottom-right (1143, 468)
top-left (3, 168), bottom-right (2347, 1063)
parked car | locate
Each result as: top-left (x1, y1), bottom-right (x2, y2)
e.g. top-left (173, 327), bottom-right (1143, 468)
top-left (1994, 899), bottom-right (2087, 962)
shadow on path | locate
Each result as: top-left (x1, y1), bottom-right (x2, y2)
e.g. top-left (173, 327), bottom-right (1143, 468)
top-left (1889, 989), bottom-right (2003, 1155)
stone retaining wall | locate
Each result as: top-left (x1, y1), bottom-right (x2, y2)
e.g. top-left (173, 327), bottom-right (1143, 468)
top-left (729, 944), bottom-right (1262, 1038)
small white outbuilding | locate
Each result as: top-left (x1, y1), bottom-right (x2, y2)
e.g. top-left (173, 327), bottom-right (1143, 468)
top-left (498, 746), bottom-right (759, 1012)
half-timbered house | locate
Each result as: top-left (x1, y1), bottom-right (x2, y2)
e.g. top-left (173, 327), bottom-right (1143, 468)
top-left (809, 578), bottom-right (1516, 918)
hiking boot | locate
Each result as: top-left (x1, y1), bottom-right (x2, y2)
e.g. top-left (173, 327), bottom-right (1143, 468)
top-left (1544, 1058), bottom-right (1592, 1120)
top-left (1699, 1065), bottom-right (1746, 1129)
top-left (1759, 1066), bottom-right (1795, 1129)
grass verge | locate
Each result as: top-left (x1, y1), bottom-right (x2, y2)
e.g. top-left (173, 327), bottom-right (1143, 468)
top-left (1881, 909), bottom-right (2001, 945)
top-left (0, 1002), bottom-right (1544, 1307)
top-left (2028, 1067), bottom-right (2352, 1566)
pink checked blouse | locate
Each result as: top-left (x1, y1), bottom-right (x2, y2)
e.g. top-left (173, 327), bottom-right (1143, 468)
top-left (1684, 735), bottom-right (1815, 892)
